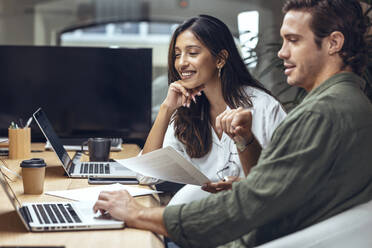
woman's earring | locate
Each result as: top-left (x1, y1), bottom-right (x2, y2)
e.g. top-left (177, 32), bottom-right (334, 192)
top-left (218, 67), bottom-right (222, 78)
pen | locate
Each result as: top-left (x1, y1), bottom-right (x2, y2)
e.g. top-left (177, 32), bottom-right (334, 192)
top-left (25, 117), bottom-right (33, 128)
top-left (9, 121), bottom-right (16, 129)
top-left (19, 118), bottom-right (24, 128)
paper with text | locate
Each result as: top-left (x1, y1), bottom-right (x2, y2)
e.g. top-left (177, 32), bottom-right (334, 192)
top-left (117, 146), bottom-right (211, 186)
top-left (46, 183), bottom-right (162, 202)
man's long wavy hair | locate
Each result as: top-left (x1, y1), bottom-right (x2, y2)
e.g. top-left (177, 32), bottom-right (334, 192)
top-left (167, 15), bottom-right (271, 158)
top-left (283, 0), bottom-right (369, 75)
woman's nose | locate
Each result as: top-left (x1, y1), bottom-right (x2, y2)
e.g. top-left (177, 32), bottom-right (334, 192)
top-left (178, 54), bottom-right (189, 68)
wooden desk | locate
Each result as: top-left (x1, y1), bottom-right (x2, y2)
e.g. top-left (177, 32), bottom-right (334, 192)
top-left (0, 143), bottom-right (164, 248)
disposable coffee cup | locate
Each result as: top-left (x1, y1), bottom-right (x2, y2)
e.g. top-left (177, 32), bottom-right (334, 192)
top-left (20, 158), bottom-right (46, 194)
top-left (81, 138), bottom-right (111, 162)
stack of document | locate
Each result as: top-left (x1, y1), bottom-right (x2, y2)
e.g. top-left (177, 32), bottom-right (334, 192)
top-left (46, 183), bottom-right (161, 202)
top-left (0, 138), bottom-right (8, 155)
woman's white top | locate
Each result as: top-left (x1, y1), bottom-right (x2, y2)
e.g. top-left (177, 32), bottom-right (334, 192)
top-left (165, 86), bottom-right (287, 206)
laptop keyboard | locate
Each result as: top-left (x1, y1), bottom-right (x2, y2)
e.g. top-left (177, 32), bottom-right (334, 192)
top-left (80, 163), bottom-right (110, 174)
top-left (27, 203), bottom-right (82, 224)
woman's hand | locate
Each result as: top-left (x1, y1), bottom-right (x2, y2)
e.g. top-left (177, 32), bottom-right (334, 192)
top-left (201, 177), bottom-right (241, 193)
top-left (162, 81), bottom-right (204, 112)
top-left (215, 107), bottom-right (253, 144)
top-left (142, 81), bottom-right (203, 154)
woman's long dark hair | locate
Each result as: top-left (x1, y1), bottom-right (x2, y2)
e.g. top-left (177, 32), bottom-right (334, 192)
top-left (168, 15), bottom-right (271, 158)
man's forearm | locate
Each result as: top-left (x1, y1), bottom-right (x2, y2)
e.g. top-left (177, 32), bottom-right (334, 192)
top-left (129, 206), bottom-right (169, 236)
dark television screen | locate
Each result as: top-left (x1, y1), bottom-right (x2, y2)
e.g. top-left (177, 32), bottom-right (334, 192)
top-left (0, 45), bottom-right (152, 145)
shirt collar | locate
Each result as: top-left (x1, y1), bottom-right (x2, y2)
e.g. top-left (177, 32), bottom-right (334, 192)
top-left (302, 72), bottom-right (365, 104)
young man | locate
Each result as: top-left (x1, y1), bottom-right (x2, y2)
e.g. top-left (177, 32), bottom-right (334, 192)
top-left (93, 0), bottom-right (372, 247)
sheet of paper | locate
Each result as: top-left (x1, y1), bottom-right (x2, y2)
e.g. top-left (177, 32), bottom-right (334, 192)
top-left (46, 183), bottom-right (162, 202)
top-left (116, 146), bottom-right (211, 186)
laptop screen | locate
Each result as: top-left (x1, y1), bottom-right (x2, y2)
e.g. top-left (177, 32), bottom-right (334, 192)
top-left (33, 108), bottom-right (71, 171)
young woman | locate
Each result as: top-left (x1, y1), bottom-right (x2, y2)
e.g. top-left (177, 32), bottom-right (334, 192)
top-left (141, 15), bottom-right (286, 205)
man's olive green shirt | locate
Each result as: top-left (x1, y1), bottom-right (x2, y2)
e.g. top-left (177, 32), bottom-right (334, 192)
top-left (163, 72), bottom-right (372, 248)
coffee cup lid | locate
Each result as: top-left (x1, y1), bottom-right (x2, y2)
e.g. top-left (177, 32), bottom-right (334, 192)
top-left (20, 158), bottom-right (46, 168)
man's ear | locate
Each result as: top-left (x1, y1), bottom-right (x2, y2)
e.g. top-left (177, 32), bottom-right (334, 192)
top-left (216, 49), bottom-right (229, 68)
top-left (328, 31), bottom-right (344, 55)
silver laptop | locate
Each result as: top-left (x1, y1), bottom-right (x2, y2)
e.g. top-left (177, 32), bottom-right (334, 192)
top-left (0, 168), bottom-right (124, 232)
top-left (33, 108), bottom-right (137, 178)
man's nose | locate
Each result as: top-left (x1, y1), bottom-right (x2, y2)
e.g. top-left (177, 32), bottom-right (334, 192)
top-left (277, 44), bottom-right (288, 60)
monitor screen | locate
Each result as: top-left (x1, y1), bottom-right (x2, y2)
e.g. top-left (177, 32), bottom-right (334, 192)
top-left (0, 45), bottom-right (152, 145)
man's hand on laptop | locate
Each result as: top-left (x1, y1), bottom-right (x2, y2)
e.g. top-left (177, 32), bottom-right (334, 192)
top-left (93, 190), bottom-right (169, 236)
top-left (93, 190), bottom-right (141, 223)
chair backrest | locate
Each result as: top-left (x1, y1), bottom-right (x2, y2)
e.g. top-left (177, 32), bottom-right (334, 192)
top-left (257, 199), bottom-right (372, 248)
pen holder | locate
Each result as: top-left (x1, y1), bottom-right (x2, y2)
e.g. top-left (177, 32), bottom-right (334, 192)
top-left (8, 128), bottom-right (31, 159)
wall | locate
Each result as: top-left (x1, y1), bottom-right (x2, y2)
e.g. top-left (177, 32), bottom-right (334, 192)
top-left (0, 0), bottom-right (292, 103)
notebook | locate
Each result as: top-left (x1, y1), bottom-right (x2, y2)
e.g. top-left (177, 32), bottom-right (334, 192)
top-left (0, 168), bottom-right (124, 232)
top-left (33, 108), bottom-right (137, 178)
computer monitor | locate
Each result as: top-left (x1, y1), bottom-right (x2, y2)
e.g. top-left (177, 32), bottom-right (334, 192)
top-left (0, 45), bottom-right (152, 146)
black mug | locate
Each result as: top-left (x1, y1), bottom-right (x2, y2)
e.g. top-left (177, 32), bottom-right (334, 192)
top-left (81, 138), bottom-right (111, 162)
